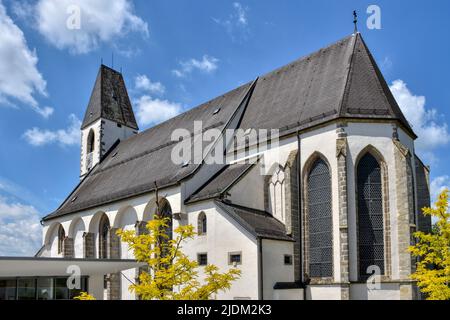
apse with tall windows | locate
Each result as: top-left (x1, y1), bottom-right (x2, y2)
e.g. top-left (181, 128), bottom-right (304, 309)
top-left (305, 157), bottom-right (333, 279)
top-left (356, 152), bottom-right (385, 280)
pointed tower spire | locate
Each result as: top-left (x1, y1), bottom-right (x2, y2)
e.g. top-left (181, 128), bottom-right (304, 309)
top-left (80, 65), bottom-right (138, 178)
top-left (81, 65), bottom-right (138, 130)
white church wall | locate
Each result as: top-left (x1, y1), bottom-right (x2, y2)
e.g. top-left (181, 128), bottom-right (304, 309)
top-left (184, 201), bottom-right (259, 300)
top-left (68, 218), bottom-right (86, 258)
top-left (228, 135), bottom-right (298, 214)
top-left (350, 283), bottom-right (401, 300)
top-left (261, 239), bottom-right (295, 300)
top-left (273, 289), bottom-right (304, 300)
top-left (114, 206), bottom-right (138, 300)
top-left (48, 224), bottom-right (62, 258)
top-left (306, 285), bottom-right (342, 300)
top-left (227, 162), bottom-right (265, 211)
top-left (100, 118), bottom-right (137, 155)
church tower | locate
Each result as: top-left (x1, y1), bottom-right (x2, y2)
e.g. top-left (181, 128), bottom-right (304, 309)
top-left (80, 65), bottom-right (139, 178)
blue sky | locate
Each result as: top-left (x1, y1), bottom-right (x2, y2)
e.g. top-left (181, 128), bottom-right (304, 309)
top-left (0, 0), bottom-right (449, 255)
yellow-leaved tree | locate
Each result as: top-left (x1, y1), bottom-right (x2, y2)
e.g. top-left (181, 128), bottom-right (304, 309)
top-left (117, 215), bottom-right (241, 300)
top-left (75, 214), bottom-right (241, 300)
top-left (409, 189), bottom-right (450, 300)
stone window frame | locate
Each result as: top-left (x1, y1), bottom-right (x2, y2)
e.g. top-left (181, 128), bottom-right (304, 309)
top-left (87, 129), bottom-right (95, 153)
top-left (197, 253), bottom-right (208, 266)
top-left (354, 145), bottom-right (392, 281)
top-left (302, 152), bottom-right (335, 284)
top-left (228, 251), bottom-right (242, 266)
top-left (197, 211), bottom-right (207, 236)
top-left (57, 225), bottom-right (65, 255)
top-left (98, 213), bottom-right (110, 259)
top-left (265, 164), bottom-right (287, 223)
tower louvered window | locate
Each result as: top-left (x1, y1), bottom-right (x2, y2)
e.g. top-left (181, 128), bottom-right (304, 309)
top-left (357, 153), bottom-right (384, 279)
top-left (307, 158), bottom-right (333, 278)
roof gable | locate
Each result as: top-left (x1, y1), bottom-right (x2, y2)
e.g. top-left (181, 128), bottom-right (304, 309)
top-left (215, 201), bottom-right (293, 241)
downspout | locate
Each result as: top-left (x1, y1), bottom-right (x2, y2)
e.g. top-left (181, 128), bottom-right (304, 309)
top-left (296, 131), bottom-right (307, 300)
top-left (258, 237), bottom-right (264, 300)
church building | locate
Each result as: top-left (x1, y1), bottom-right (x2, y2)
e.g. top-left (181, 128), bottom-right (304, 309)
top-left (34, 32), bottom-right (431, 300)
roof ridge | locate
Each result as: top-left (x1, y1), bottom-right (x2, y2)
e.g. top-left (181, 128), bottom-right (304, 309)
top-left (258, 34), bottom-right (355, 82)
top-left (338, 33), bottom-right (358, 117)
top-left (118, 35), bottom-right (355, 140)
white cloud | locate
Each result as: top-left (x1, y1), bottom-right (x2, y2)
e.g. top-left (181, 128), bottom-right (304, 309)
top-left (172, 55), bottom-right (219, 78)
top-left (430, 176), bottom-right (450, 202)
top-left (135, 74), bottom-right (165, 95)
top-left (23, 114), bottom-right (81, 146)
top-left (135, 95), bottom-right (183, 126)
top-left (390, 80), bottom-right (450, 155)
top-left (0, 1), bottom-right (50, 117)
top-left (16, 0), bottom-right (148, 54)
top-left (0, 196), bottom-right (42, 256)
top-left (213, 2), bottom-right (249, 41)
top-left (233, 2), bottom-right (248, 26)
top-left (32, 105), bottom-right (54, 119)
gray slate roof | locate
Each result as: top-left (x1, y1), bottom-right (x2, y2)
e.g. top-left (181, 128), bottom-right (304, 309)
top-left (81, 65), bottom-right (139, 130)
top-left (215, 201), bottom-right (293, 241)
top-left (43, 33), bottom-right (415, 221)
top-left (44, 82), bottom-right (253, 220)
top-left (238, 33), bottom-right (414, 137)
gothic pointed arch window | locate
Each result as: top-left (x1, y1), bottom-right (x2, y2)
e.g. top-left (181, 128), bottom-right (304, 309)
top-left (357, 153), bottom-right (385, 279)
top-left (57, 225), bottom-right (65, 255)
top-left (306, 157), bottom-right (333, 278)
top-left (157, 199), bottom-right (173, 241)
top-left (99, 214), bottom-right (110, 259)
top-left (198, 212), bottom-right (207, 235)
top-left (87, 129), bottom-right (95, 153)
top-left (268, 166), bottom-right (286, 223)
